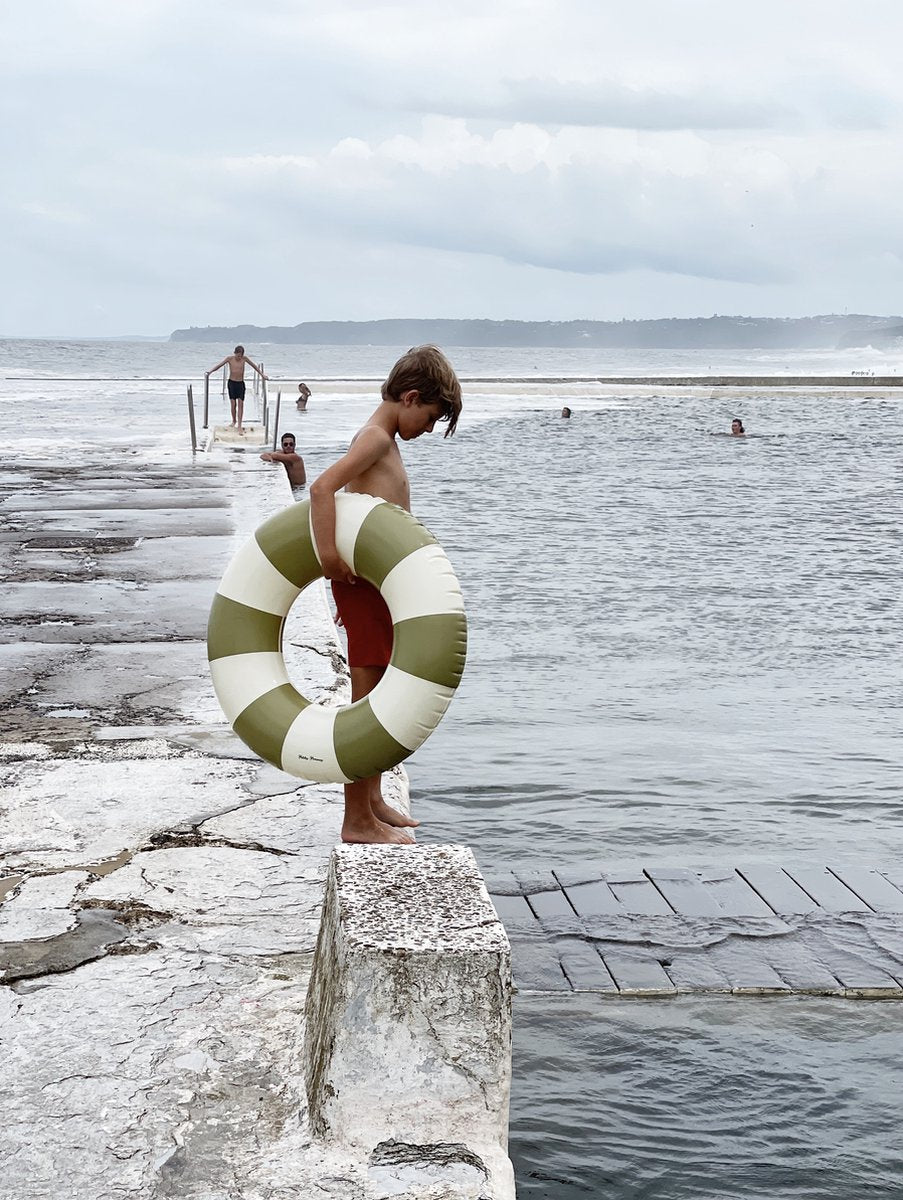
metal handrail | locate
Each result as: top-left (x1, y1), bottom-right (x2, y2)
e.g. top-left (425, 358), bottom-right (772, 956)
top-left (272, 392), bottom-right (281, 450)
top-left (187, 385), bottom-right (197, 453)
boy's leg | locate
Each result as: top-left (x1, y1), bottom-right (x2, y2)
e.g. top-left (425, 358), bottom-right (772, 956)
top-left (341, 665), bottom-right (417, 844)
top-left (351, 664), bottom-right (418, 830)
top-left (237, 392), bottom-right (244, 432)
top-left (229, 396), bottom-right (237, 426)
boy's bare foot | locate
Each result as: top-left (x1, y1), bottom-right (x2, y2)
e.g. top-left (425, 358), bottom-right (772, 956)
top-left (341, 818), bottom-right (416, 845)
top-left (370, 797), bottom-right (419, 828)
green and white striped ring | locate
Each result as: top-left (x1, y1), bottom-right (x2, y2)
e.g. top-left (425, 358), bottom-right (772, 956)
top-left (207, 492), bottom-right (467, 784)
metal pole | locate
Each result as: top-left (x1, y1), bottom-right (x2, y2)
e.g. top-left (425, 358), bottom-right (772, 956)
top-left (272, 392), bottom-right (281, 450)
top-left (203, 374), bottom-right (209, 429)
top-left (187, 385), bottom-right (197, 453)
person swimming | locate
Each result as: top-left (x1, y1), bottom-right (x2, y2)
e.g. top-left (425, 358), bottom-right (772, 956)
top-left (730, 418), bottom-right (745, 436)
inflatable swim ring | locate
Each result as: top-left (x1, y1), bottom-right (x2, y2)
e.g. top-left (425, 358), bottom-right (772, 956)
top-left (207, 493), bottom-right (467, 783)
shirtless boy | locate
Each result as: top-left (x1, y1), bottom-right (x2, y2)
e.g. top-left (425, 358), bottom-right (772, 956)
top-left (309, 345), bottom-right (462, 845)
top-left (260, 432), bottom-right (307, 490)
top-left (206, 345), bottom-right (267, 433)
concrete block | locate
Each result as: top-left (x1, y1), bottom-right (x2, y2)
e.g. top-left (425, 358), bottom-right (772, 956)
top-left (304, 844), bottom-right (515, 1199)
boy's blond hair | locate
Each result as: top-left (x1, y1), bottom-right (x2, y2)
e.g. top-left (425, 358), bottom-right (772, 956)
top-left (381, 345), bottom-right (462, 437)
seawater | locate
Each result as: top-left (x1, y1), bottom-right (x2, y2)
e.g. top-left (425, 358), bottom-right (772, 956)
top-left (3, 339), bottom-right (903, 1197)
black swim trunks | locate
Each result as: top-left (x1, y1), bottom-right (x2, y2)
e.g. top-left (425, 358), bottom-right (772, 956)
top-left (227, 379), bottom-right (246, 401)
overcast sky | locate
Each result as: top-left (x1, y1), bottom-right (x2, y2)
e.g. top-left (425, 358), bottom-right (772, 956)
top-left (4, 0), bottom-right (903, 336)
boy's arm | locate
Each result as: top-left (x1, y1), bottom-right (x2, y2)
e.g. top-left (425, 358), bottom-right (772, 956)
top-left (245, 356), bottom-right (268, 379)
top-left (207, 357), bottom-right (228, 374)
top-left (309, 427), bottom-right (391, 585)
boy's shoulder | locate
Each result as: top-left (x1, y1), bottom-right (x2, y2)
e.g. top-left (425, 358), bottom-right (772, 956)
top-left (350, 421), bottom-right (394, 450)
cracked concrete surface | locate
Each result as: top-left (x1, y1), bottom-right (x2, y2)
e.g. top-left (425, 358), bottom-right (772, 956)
top-left (0, 447), bottom-right (422, 1198)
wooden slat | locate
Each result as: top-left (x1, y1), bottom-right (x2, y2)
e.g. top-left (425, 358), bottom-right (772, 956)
top-left (526, 888), bottom-right (576, 921)
top-left (553, 865), bottom-right (606, 889)
top-left (644, 868), bottom-right (723, 918)
top-left (600, 951), bottom-right (676, 996)
top-left (488, 893), bottom-right (536, 924)
top-left (558, 878), bottom-right (622, 917)
top-left (512, 869), bottom-right (558, 894)
top-left (666, 954), bottom-right (732, 993)
top-left (694, 868), bottom-right (775, 917)
top-left (512, 869), bottom-right (577, 920)
top-left (557, 939), bottom-right (619, 993)
top-left (736, 865), bottom-right (819, 914)
top-left (705, 944), bottom-right (792, 994)
top-left (801, 924), bottom-right (903, 997)
top-left (805, 944), bottom-right (902, 998)
top-left (482, 871), bottom-right (521, 896)
top-left (829, 867), bottom-right (903, 914)
top-left (879, 864), bottom-right (903, 892)
top-left (604, 872), bottom-right (673, 915)
top-left (784, 867), bottom-right (870, 913)
top-left (509, 939), bottom-right (571, 992)
top-left (762, 941), bottom-right (843, 995)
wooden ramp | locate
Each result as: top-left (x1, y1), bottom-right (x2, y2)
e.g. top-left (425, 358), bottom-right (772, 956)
top-left (486, 865), bottom-right (903, 998)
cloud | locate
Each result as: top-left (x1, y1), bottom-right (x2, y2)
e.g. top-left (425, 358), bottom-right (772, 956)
top-left (208, 117), bottom-right (902, 290)
top-left (393, 79), bottom-right (796, 132)
top-left (385, 75), bottom-right (896, 132)
top-left (4, 0), bottom-right (903, 334)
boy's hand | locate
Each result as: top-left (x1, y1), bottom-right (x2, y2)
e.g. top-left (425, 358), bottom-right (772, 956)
top-left (321, 555), bottom-right (356, 586)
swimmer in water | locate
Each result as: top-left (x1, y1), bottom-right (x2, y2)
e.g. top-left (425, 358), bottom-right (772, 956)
top-left (561, 406), bottom-right (572, 419)
top-left (730, 418), bottom-right (745, 436)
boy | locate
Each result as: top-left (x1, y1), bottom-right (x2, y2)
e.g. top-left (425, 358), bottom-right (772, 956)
top-left (206, 345), bottom-right (267, 433)
top-left (260, 432), bottom-right (307, 492)
top-left (309, 346), bottom-right (462, 845)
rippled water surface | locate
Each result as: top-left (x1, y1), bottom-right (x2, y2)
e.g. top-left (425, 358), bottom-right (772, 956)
top-left (410, 390), bottom-right (903, 869)
top-left (511, 996), bottom-right (903, 1199)
top-left (4, 339), bottom-right (903, 1197)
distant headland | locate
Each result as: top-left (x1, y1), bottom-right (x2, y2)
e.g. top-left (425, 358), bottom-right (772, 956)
top-left (169, 315), bottom-right (903, 349)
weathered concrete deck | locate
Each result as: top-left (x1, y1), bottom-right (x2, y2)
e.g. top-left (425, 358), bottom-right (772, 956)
top-left (489, 865), bottom-right (903, 997)
top-left (0, 444), bottom-right (418, 1197)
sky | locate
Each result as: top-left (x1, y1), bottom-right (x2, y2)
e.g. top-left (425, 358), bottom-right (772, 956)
top-left (4, 0), bottom-right (903, 337)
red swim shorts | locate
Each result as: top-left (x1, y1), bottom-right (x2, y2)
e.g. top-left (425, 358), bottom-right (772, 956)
top-left (331, 579), bottom-right (394, 668)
